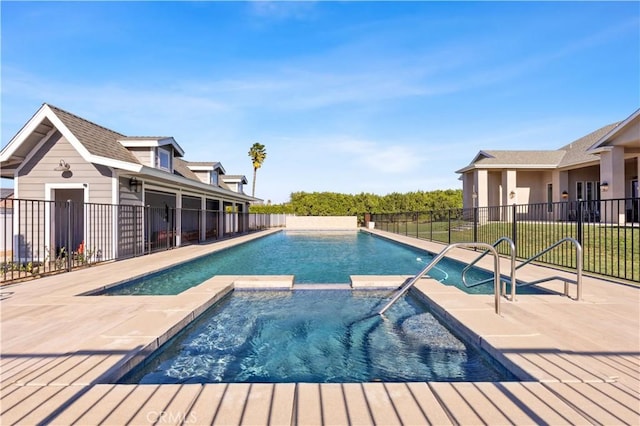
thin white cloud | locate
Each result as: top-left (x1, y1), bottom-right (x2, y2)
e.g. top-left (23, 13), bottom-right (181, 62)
top-left (330, 139), bottom-right (425, 175)
top-left (247, 1), bottom-right (317, 21)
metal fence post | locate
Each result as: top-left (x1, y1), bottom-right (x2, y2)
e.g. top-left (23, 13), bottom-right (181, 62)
top-left (430, 211), bottom-right (433, 241)
top-left (473, 207), bottom-right (478, 243)
top-left (576, 201), bottom-right (583, 246)
top-left (66, 199), bottom-right (72, 272)
top-left (132, 206), bottom-right (137, 257)
top-left (512, 203), bottom-right (517, 247)
top-left (146, 206), bottom-right (151, 254)
top-left (448, 209), bottom-right (451, 244)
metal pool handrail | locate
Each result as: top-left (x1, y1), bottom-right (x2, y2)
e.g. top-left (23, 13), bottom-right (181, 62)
top-left (378, 242), bottom-right (502, 316)
top-left (461, 237), bottom-right (517, 301)
top-left (463, 237), bottom-right (583, 301)
top-left (514, 237), bottom-right (583, 301)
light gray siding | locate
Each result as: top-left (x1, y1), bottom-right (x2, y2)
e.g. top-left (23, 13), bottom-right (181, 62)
top-left (18, 132), bottom-right (114, 204)
top-left (119, 177), bottom-right (143, 206)
top-left (15, 132), bottom-right (116, 261)
top-left (127, 147), bottom-right (153, 167)
top-left (192, 170), bottom-right (209, 184)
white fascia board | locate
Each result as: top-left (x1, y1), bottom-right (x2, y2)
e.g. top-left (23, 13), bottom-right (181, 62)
top-left (0, 104), bottom-right (51, 161)
top-left (87, 155), bottom-right (143, 172)
top-left (586, 146), bottom-right (612, 155)
top-left (160, 137), bottom-right (185, 157)
top-left (43, 105), bottom-right (95, 161)
top-left (587, 108), bottom-right (640, 152)
top-left (455, 151), bottom-right (494, 173)
top-left (15, 126), bottom-right (58, 175)
top-left (489, 164), bottom-right (557, 169)
top-left (187, 165), bottom-right (215, 171)
top-left (222, 176), bottom-right (249, 184)
top-left (119, 137), bottom-right (185, 157)
top-left (455, 165), bottom-right (474, 174)
top-left (557, 159), bottom-right (600, 171)
top-left (118, 139), bottom-right (162, 147)
top-left (456, 164), bottom-right (557, 173)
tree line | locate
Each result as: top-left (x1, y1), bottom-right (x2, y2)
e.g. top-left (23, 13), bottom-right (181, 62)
top-left (249, 189), bottom-right (462, 218)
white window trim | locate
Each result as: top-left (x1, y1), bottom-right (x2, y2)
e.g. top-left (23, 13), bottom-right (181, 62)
top-left (157, 147), bottom-right (172, 172)
top-left (43, 183), bottom-right (90, 262)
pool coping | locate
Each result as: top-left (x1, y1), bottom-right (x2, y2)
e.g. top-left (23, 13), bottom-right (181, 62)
top-left (1, 228), bottom-right (638, 424)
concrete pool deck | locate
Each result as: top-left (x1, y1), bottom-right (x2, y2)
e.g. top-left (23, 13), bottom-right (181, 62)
top-left (1, 228), bottom-right (638, 425)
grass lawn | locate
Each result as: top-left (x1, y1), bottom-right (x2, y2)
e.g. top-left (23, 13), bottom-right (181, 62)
top-left (377, 219), bottom-right (639, 282)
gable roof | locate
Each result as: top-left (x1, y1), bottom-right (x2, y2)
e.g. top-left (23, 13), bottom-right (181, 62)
top-left (173, 158), bottom-right (201, 181)
top-left (1, 103), bottom-right (257, 201)
top-left (472, 150), bottom-right (564, 166)
top-left (587, 108), bottom-right (640, 152)
top-left (221, 175), bottom-right (248, 184)
top-left (556, 122), bottom-right (619, 168)
top-left (456, 121), bottom-right (620, 174)
top-left (186, 161), bottom-right (226, 174)
top-left (119, 136), bottom-right (185, 157)
top-left (1, 103), bottom-right (142, 173)
top-left (47, 104), bottom-right (141, 165)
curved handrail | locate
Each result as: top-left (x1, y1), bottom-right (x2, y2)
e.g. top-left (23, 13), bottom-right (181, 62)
top-left (514, 237), bottom-right (583, 300)
top-left (378, 242), bottom-right (502, 316)
top-left (461, 237), bottom-right (516, 300)
top-left (461, 237), bottom-right (583, 301)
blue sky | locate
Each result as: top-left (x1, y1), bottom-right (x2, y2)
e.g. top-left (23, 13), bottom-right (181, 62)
top-left (1, 1), bottom-right (638, 203)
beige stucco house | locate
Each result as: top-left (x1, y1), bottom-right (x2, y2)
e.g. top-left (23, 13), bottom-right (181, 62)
top-left (0, 103), bottom-right (256, 261)
top-left (457, 109), bottom-right (640, 223)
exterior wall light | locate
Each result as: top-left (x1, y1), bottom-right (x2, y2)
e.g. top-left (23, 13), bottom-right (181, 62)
top-left (509, 190), bottom-right (516, 199)
top-left (129, 177), bottom-right (142, 193)
top-left (600, 182), bottom-right (609, 192)
top-left (54, 159), bottom-right (71, 171)
top-left (561, 190), bottom-right (569, 200)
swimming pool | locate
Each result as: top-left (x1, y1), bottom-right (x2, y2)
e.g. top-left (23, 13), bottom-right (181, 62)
top-left (99, 231), bottom-right (502, 295)
top-left (119, 290), bottom-right (517, 384)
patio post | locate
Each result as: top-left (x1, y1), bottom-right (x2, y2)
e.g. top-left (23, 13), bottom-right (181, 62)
top-left (66, 199), bottom-right (72, 272)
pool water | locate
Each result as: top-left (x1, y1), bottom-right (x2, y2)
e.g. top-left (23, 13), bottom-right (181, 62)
top-left (120, 290), bottom-right (516, 384)
top-left (101, 231), bottom-right (506, 295)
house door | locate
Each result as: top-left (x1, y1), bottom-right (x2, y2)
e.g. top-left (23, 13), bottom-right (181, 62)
top-left (52, 188), bottom-right (85, 256)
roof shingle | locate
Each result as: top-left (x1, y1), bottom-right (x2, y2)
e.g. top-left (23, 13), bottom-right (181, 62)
top-left (47, 104), bottom-right (141, 165)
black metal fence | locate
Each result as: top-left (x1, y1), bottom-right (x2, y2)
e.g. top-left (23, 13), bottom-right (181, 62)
top-left (1, 198), bottom-right (287, 283)
top-left (371, 198), bottom-right (640, 283)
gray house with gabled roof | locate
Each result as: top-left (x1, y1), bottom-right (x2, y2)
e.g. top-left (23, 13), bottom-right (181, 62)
top-left (0, 103), bottom-right (256, 261)
top-left (457, 109), bottom-right (640, 223)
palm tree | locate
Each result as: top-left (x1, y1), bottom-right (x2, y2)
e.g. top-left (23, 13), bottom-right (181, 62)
top-left (248, 142), bottom-right (267, 197)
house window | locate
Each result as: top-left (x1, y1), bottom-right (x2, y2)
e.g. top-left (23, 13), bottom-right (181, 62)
top-left (156, 147), bottom-right (172, 171)
top-left (547, 183), bottom-right (553, 212)
top-left (210, 171), bottom-right (218, 186)
top-left (576, 181), bottom-right (584, 200)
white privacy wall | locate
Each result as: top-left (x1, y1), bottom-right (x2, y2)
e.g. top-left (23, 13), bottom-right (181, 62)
top-left (285, 216), bottom-right (358, 230)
